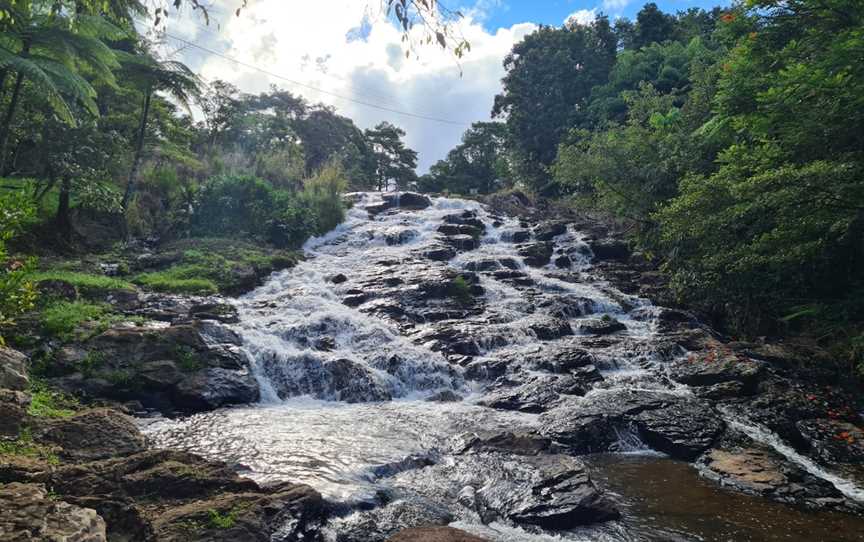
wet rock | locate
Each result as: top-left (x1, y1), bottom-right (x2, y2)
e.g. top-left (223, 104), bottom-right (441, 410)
top-left (590, 239), bottom-right (629, 261)
top-left (438, 224), bottom-right (482, 238)
top-left (464, 258), bottom-right (520, 273)
top-left (442, 234), bottom-right (478, 251)
top-left (668, 350), bottom-right (766, 393)
top-left (575, 318), bottom-right (626, 335)
top-left (518, 242), bottom-right (553, 267)
top-left (35, 408), bottom-right (147, 461)
top-left (500, 229), bottom-right (530, 243)
top-left (325, 358), bottom-right (392, 403)
top-left (382, 192), bottom-right (432, 211)
top-left (426, 390), bottom-right (463, 402)
top-left (387, 527), bottom-right (488, 542)
top-left (443, 211), bottom-right (486, 233)
top-left (454, 431), bottom-right (551, 456)
top-left (796, 419), bottom-right (864, 464)
top-left (479, 373), bottom-right (592, 413)
top-left (541, 390), bottom-right (724, 460)
top-left (173, 368), bottom-right (260, 411)
top-left (343, 292), bottom-right (369, 307)
top-left (334, 497), bottom-right (455, 542)
top-left (0, 482), bottom-right (107, 542)
top-left (698, 448), bottom-right (846, 509)
top-left (385, 228), bottom-right (419, 246)
top-left (0, 346), bottom-right (29, 391)
top-left (0, 389), bottom-right (30, 438)
top-left (422, 245), bottom-right (457, 262)
top-left (529, 317), bottom-right (573, 340)
top-left (188, 301), bottom-right (239, 324)
top-left (534, 296), bottom-right (597, 319)
top-left (554, 255), bottom-right (572, 268)
top-left (534, 221), bottom-right (568, 241)
top-left (329, 273), bottom-right (348, 284)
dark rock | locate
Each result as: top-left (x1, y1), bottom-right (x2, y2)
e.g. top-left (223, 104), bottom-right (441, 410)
top-left (554, 255), bottom-right (572, 268)
top-left (500, 229), bottom-right (531, 243)
top-left (442, 234), bottom-right (478, 251)
top-left (334, 498), bottom-right (455, 542)
top-left (0, 482), bottom-right (107, 541)
top-left (443, 211), bottom-right (486, 233)
top-left (668, 350), bottom-right (766, 393)
top-left (343, 293), bottom-right (369, 307)
top-left (529, 317), bottom-right (573, 341)
top-left (387, 527), bottom-right (488, 542)
top-left (454, 431), bottom-right (551, 456)
top-left (422, 246), bottom-right (457, 262)
top-left (541, 390), bottom-right (724, 460)
top-left (590, 239), bottom-right (629, 261)
top-left (385, 228), bottom-right (419, 246)
top-left (438, 224), bottom-right (482, 238)
top-left (534, 222), bottom-right (568, 241)
top-left (426, 390), bottom-right (463, 402)
top-left (0, 389), bottom-right (30, 438)
top-left (479, 373), bottom-right (591, 413)
top-left (174, 368), bottom-right (260, 411)
top-left (575, 318), bottom-right (626, 335)
top-left (325, 358), bottom-right (392, 403)
top-left (382, 192), bottom-right (432, 211)
top-left (35, 408), bottom-right (147, 461)
top-left (796, 419), bottom-right (864, 464)
top-left (329, 273), bottom-right (348, 284)
top-left (0, 346), bottom-right (29, 391)
top-left (464, 258), bottom-right (520, 273)
top-left (518, 242), bottom-right (553, 267)
top-left (188, 301), bottom-right (239, 324)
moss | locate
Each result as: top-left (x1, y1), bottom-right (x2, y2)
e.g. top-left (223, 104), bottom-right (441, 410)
top-left (29, 271), bottom-right (135, 294)
top-left (446, 276), bottom-right (474, 305)
top-left (207, 508), bottom-right (238, 529)
top-left (27, 381), bottom-right (79, 418)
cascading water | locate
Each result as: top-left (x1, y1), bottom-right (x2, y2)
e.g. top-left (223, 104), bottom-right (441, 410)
top-left (144, 193), bottom-right (864, 541)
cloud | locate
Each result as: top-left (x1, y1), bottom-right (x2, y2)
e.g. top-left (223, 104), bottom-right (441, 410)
top-left (602, 0), bottom-right (631, 13)
top-left (163, 0), bottom-right (533, 172)
top-left (564, 9), bottom-right (597, 26)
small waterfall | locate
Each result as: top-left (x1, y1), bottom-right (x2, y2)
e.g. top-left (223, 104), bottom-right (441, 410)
top-left (721, 408), bottom-right (864, 502)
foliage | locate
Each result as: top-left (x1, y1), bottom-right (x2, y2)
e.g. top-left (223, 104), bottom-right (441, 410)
top-left (0, 428), bottom-right (60, 465)
top-left (0, 191), bottom-right (37, 343)
top-left (206, 508), bottom-right (238, 530)
top-left (447, 276), bottom-right (473, 305)
top-left (28, 381), bottom-right (79, 418)
top-left (418, 122), bottom-right (510, 195)
top-left (365, 122), bottom-right (418, 191)
top-left (28, 271), bottom-right (134, 294)
top-left (41, 301), bottom-right (108, 339)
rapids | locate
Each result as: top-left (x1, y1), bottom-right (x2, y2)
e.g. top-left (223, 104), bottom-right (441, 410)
top-left (143, 193), bottom-right (864, 541)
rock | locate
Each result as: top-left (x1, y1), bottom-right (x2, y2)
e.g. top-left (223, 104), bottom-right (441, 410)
top-left (668, 350), bottom-right (766, 393)
top-left (173, 368), bottom-right (260, 411)
top-left (442, 234), bottom-right (478, 251)
top-left (0, 346), bottom-right (29, 391)
top-left (540, 390), bottom-right (724, 460)
top-left (534, 222), bottom-right (568, 241)
top-left (329, 273), bottom-right (348, 284)
top-left (387, 527), bottom-right (489, 542)
top-left (438, 224), bottom-right (482, 238)
top-left (590, 239), bottom-right (629, 261)
top-left (334, 497), bottom-right (455, 542)
top-left (575, 318), bottom-right (626, 335)
top-left (500, 229), bottom-right (531, 243)
top-left (0, 482), bottom-right (107, 542)
top-left (426, 390), bottom-right (463, 402)
top-left (422, 245), bottom-right (457, 262)
top-left (385, 228), bottom-right (419, 246)
top-left (518, 242), bottom-right (553, 267)
top-left (325, 358), bottom-right (392, 403)
top-left (479, 373), bottom-right (591, 413)
top-left (796, 419), bottom-right (864, 464)
top-left (454, 431), bottom-right (550, 456)
top-left (382, 192), bottom-right (432, 211)
top-left (464, 258), bottom-right (520, 273)
top-left (36, 278), bottom-right (78, 301)
top-left (188, 302), bottom-right (239, 324)
top-left (554, 255), bottom-right (572, 268)
top-left (0, 389), bottom-right (30, 438)
top-left (36, 409), bottom-right (146, 461)
top-left (528, 317), bottom-right (573, 341)
top-left (343, 293), bottom-right (369, 307)
top-left (442, 211), bottom-right (486, 233)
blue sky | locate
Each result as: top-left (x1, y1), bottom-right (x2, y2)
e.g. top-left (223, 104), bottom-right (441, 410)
top-left (477, 0), bottom-right (730, 30)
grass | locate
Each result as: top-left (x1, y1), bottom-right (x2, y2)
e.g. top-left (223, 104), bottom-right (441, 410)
top-left (41, 301), bottom-right (108, 338)
top-left (447, 276), bottom-right (474, 305)
top-left (0, 428), bottom-right (60, 465)
top-left (175, 346), bottom-right (204, 372)
top-left (27, 381), bottom-right (79, 418)
top-left (132, 271), bottom-right (218, 295)
top-left (207, 508), bottom-right (239, 530)
top-left (29, 271), bottom-right (135, 294)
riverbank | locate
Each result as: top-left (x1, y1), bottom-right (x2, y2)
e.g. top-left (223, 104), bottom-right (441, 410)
top-left (2, 192), bottom-right (863, 541)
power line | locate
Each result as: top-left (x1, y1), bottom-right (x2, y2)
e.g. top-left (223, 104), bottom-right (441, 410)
top-left (157, 30), bottom-right (470, 126)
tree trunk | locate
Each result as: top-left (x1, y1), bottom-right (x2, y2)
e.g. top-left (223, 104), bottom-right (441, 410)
top-left (56, 176), bottom-right (72, 241)
top-left (122, 90), bottom-right (152, 209)
top-left (0, 40), bottom-right (30, 175)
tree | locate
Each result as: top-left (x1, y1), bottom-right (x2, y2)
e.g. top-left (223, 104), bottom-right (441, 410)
top-left (492, 19), bottom-right (616, 192)
top-left (633, 2), bottom-right (677, 48)
top-left (419, 122), bottom-right (508, 194)
top-left (364, 122), bottom-right (418, 191)
top-left (120, 47), bottom-right (201, 209)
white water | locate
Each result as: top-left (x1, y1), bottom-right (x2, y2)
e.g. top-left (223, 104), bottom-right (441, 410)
top-left (143, 193), bottom-right (864, 541)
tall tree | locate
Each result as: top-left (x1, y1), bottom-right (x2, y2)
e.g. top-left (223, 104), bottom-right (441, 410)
top-left (364, 122), bottom-right (417, 191)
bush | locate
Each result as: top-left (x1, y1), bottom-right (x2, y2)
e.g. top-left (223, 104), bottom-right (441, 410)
top-left (28, 381), bottom-right (79, 418)
top-left (0, 191), bottom-right (38, 344)
top-left (191, 175), bottom-right (281, 239)
top-left (41, 301), bottom-right (108, 339)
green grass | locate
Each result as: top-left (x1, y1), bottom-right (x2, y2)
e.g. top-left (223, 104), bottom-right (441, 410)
top-left (0, 428), bottom-right (60, 465)
top-left (27, 381), bottom-right (79, 418)
top-left (29, 271), bottom-right (135, 294)
top-left (132, 270), bottom-right (219, 295)
top-left (207, 508), bottom-right (238, 530)
top-left (175, 346), bottom-right (204, 372)
top-left (447, 276), bottom-right (474, 305)
top-left (41, 301), bottom-right (108, 338)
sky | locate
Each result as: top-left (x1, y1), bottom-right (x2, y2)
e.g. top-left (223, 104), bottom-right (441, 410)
top-left (156, 0), bottom-right (729, 173)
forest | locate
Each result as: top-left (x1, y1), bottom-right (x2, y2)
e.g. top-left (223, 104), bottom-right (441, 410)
top-left (423, 0), bottom-right (864, 376)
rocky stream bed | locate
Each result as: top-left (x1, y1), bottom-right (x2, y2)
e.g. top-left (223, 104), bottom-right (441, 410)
top-left (2, 192), bottom-right (864, 541)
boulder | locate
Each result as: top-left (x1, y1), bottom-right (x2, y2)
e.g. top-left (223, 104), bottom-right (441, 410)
top-left (534, 221), bottom-right (568, 241)
top-left (35, 409), bottom-right (146, 461)
top-left (500, 229), bottom-right (531, 243)
top-left (479, 373), bottom-right (590, 413)
top-left (442, 234), bottom-right (478, 252)
top-left (796, 419), bottom-right (864, 464)
top-left (668, 350), bottom-right (766, 393)
top-left (589, 239), bottom-right (629, 261)
top-left (325, 358), bottom-right (392, 403)
top-left (0, 389), bottom-right (30, 438)
top-left (422, 246), bottom-right (457, 262)
top-left (437, 224), bottom-right (482, 238)
top-left (173, 368), bottom-right (260, 411)
top-left (0, 483), bottom-right (107, 542)
top-left (329, 273), bottom-right (348, 284)
top-left (453, 431), bottom-right (550, 456)
top-left (381, 192), bottom-right (432, 211)
top-left (463, 258), bottom-right (520, 273)
top-left (575, 318), bottom-right (626, 335)
top-left (0, 346), bottom-right (29, 391)
top-left (518, 242), bottom-right (553, 267)
top-left (385, 228), bottom-right (419, 246)
top-left (442, 211), bottom-right (486, 233)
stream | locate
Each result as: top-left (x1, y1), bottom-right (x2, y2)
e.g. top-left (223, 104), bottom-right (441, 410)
top-left (144, 193), bottom-right (864, 541)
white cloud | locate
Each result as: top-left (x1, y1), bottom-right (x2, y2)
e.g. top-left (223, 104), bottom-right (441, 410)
top-left (162, 0), bottom-right (534, 172)
top-left (602, 0), bottom-right (631, 13)
top-left (564, 8), bottom-right (597, 26)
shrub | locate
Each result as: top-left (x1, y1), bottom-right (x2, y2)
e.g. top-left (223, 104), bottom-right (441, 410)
top-left (447, 276), bottom-right (474, 305)
top-left (207, 509), bottom-right (237, 530)
top-left (0, 191), bottom-right (38, 344)
top-left (28, 381), bottom-right (79, 418)
top-left (191, 175), bottom-right (281, 238)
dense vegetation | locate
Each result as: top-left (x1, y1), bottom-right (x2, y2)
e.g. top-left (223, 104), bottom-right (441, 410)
top-left (429, 0), bottom-right (864, 376)
top-left (0, 0), bottom-right (424, 342)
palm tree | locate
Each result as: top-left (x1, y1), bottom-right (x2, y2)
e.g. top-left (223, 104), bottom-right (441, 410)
top-left (120, 48), bottom-right (201, 209)
top-left (0, 7), bottom-right (124, 172)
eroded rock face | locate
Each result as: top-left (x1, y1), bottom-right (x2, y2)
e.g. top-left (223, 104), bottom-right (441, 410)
top-left (0, 389), bottom-right (29, 438)
top-left (796, 419), bottom-right (864, 464)
top-left (386, 527), bottom-right (489, 542)
top-left (35, 408), bottom-right (147, 461)
top-left (479, 373), bottom-right (592, 413)
top-left (518, 242), bottom-right (554, 267)
top-left (0, 482), bottom-right (107, 542)
top-left (540, 390), bottom-right (725, 460)
top-left (0, 346), bottom-right (29, 391)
